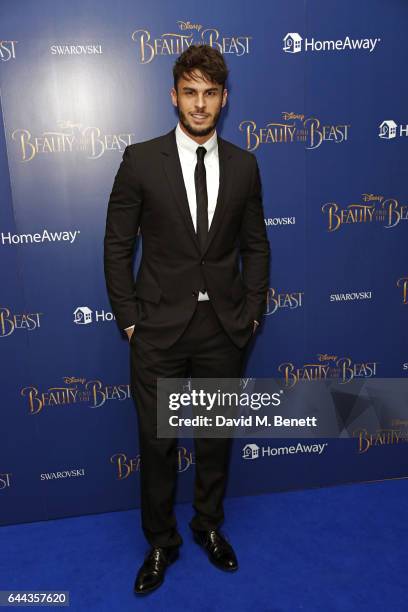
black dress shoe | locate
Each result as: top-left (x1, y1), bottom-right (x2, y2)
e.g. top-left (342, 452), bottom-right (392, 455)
top-left (134, 545), bottom-right (179, 595)
top-left (192, 528), bottom-right (238, 572)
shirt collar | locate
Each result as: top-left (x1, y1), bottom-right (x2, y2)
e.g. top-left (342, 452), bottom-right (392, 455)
top-left (175, 121), bottom-right (218, 158)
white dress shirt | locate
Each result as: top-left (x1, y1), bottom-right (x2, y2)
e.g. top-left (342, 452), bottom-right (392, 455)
top-left (175, 121), bottom-right (219, 301)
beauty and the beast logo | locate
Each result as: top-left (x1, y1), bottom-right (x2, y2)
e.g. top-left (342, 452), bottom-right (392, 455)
top-left (278, 354), bottom-right (378, 388)
top-left (353, 428), bottom-right (408, 453)
top-left (131, 21), bottom-right (251, 64)
top-left (397, 278), bottom-right (408, 304)
top-left (0, 41), bottom-right (17, 61)
top-left (11, 121), bottom-right (134, 162)
top-left (111, 447), bottom-right (194, 478)
top-left (322, 193), bottom-right (408, 231)
top-left (21, 377), bottom-right (131, 414)
top-left (0, 473), bottom-right (12, 490)
top-left (0, 307), bottom-right (43, 337)
top-left (239, 113), bottom-right (350, 151)
top-left (265, 287), bottom-right (304, 315)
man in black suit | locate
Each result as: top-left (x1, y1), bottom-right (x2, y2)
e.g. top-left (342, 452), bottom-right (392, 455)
top-left (104, 44), bottom-right (270, 594)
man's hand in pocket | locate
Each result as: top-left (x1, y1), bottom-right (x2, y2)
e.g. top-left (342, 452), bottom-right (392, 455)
top-left (124, 324), bottom-right (135, 342)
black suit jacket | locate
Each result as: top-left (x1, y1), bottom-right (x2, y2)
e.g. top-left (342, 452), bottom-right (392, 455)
top-left (103, 126), bottom-right (270, 349)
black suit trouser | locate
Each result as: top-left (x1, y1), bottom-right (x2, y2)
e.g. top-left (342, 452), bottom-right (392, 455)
top-left (129, 300), bottom-right (250, 548)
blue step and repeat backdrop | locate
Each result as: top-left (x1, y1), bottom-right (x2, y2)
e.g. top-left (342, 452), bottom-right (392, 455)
top-left (1, 0), bottom-right (407, 525)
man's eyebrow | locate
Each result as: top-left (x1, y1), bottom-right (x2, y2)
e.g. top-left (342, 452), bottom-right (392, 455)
top-left (181, 86), bottom-right (219, 92)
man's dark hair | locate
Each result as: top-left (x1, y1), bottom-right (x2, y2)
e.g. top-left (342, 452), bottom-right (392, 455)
top-left (173, 44), bottom-right (229, 91)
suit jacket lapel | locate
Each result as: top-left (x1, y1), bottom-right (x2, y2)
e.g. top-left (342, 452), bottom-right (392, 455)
top-left (161, 128), bottom-right (200, 254)
top-left (160, 127), bottom-right (233, 257)
top-left (202, 134), bottom-right (233, 256)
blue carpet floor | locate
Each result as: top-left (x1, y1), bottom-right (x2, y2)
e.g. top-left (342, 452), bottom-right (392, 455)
top-left (1, 479), bottom-right (407, 611)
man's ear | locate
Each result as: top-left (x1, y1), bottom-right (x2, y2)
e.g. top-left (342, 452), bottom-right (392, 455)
top-left (221, 87), bottom-right (228, 108)
top-left (170, 87), bottom-right (178, 108)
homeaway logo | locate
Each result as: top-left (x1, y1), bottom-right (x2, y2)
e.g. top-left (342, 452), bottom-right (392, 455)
top-left (242, 444), bottom-right (259, 459)
top-left (73, 306), bottom-right (115, 325)
top-left (283, 32), bottom-right (381, 54)
top-left (243, 442), bottom-right (328, 459)
top-left (379, 120), bottom-right (408, 140)
top-left (73, 307), bottom-right (93, 325)
top-left (1, 229), bottom-right (80, 246)
top-left (283, 33), bottom-right (302, 53)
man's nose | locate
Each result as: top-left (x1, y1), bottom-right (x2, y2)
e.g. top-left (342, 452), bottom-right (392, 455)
top-left (195, 94), bottom-right (206, 109)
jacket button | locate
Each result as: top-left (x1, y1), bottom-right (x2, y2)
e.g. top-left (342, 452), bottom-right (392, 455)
top-left (200, 259), bottom-right (205, 265)
top-left (192, 291), bottom-right (198, 297)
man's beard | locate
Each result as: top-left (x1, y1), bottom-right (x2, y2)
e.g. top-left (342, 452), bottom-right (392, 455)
top-left (177, 106), bottom-right (221, 138)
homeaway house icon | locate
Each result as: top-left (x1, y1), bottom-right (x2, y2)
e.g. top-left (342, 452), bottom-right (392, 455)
top-left (283, 33), bottom-right (302, 53)
top-left (242, 443), bottom-right (260, 460)
top-left (73, 306), bottom-right (93, 324)
top-left (379, 120), bottom-right (397, 139)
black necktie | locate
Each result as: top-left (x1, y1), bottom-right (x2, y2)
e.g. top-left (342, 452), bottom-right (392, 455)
top-left (195, 146), bottom-right (208, 252)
